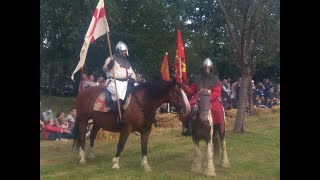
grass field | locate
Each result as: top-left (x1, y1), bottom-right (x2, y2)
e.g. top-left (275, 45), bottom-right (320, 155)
top-left (40, 111), bottom-right (280, 180)
top-left (40, 96), bottom-right (76, 116)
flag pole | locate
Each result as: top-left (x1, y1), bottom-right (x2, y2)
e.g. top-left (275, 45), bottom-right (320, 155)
top-left (78, 66), bottom-right (84, 95)
top-left (179, 58), bottom-right (182, 79)
top-left (106, 31), bottom-right (122, 122)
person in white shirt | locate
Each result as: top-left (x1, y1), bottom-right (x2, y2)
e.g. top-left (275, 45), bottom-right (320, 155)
top-left (102, 41), bottom-right (136, 125)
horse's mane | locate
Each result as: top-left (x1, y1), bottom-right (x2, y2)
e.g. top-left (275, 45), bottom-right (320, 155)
top-left (132, 79), bottom-right (176, 99)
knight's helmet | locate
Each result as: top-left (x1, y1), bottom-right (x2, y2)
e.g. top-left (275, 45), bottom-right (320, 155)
top-left (116, 41), bottom-right (129, 56)
top-left (203, 58), bottom-right (213, 74)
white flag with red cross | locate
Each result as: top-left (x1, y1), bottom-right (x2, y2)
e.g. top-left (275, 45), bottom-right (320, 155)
top-left (71, 0), bottom-right (109, 80)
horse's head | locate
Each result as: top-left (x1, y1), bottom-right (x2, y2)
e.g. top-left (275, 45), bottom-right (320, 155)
top-left (166, 79), bottom-right (191, 117)
top-left (132, 77), bottom-right (191, 117)
top-left (197, 90), bottom-right (212, 121)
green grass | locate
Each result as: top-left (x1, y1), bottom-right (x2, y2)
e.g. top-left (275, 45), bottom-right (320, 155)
top-left (40, 113), bottom-right (280, 180)
top-left (40, 96), bottom-right (76, 117)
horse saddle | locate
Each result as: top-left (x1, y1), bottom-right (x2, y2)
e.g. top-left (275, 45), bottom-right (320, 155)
top-left (93, 90), bottom-right (131, 113)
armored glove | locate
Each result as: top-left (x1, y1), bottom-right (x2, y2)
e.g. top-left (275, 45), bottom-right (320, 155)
top-left (107, 59), bottom-right (115, 69)
top-left (129, 78), bottom-right (135, 86)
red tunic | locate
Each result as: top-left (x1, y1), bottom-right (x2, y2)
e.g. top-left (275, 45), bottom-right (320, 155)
top-left (182, 82), bottom-right (225, 132)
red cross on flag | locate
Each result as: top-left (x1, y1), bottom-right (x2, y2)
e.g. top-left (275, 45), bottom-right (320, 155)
top-left (71, 0), bottom-right (110, 80)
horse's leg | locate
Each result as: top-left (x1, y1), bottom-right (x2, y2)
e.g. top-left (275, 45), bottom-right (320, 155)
top-left (203, 124), bottom-right (216, 177)
top-left (191, 140), bottom-right (202, 174)
top-left (203, 140), bottom-right (216, 176)
top-left (87, 124), bottom-right (100, 160)
top-left (218, 124), bottom-right (230, 168)
top-left (78, 118), bottom-right (89, 164)
top-left (213, 125), bottom-right (221, 165)
top-left (112, 127), bottom-right (132, 169)
top-left (181, 122), bottom-right (185, 134)
top-left (140, 127), bottom-right (152, 172)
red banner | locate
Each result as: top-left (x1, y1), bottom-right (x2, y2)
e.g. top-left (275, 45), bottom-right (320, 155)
top-left (160, 52), bottom-right (171, 81)
top-left (174, 29), bottom-right (187, 84)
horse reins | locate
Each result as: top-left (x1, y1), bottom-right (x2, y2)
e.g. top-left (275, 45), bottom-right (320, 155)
top-left (131, 93), bottom-right (181, 123)
top-left (131, 84), bottom-right (188, 123)
top-left (156, 113), bottom-right (180, 123)
top-left (131, 93), bottom-right (145, 116)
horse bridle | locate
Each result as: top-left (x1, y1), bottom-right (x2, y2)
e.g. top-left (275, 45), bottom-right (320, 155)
top-left (170, 86), bottom-right (185, 115)
top-left (131, 86), bottom-right (184, 116)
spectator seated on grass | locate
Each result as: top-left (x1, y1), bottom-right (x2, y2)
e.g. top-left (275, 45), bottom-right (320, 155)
top-left (55, 112), bottom-right (65, 124)
top-left (266, 98), bottom-right (273, 108)
top-left (66, 108), bottom-right (77, 131)
top-left (41, 106), bottom-right (53, 124)
top-left (255, 96), bottom-right (267, 108)
top-left (42, 119), bottom-right (66, 141)
top-left (55, 112), bottom-right (74, 139)
top-left (59, 118), bottom-right (74, 139)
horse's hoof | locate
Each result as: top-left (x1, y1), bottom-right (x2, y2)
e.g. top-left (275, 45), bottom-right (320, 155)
top-left (112, 163), bottom-right (120, 169)
top-left (203, 171), bottom-right (216, 177)
top-left (112, 157), bottom-right (118, 163)
top-left (221, 162), bottom-right (230, 168)
top-left (143, 164), bottom-right (152, 172)
top-left (191, 165), bottom-right (202, 174)
top-left (87, 153), bottom-right (94, 160)
top-left (79, 159), bottom-right (86, 164)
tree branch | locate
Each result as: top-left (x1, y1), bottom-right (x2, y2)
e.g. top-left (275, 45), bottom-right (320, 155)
top-left (240, 0), bottom-right (252, 66)
top-left (217, 0), bottom-right (241, 55)
top-left (250, 0), bottom-right (279, 30)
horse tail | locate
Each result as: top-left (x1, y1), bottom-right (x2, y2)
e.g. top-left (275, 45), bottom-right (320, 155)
top-left (72, 115), bottom-right (80, 150)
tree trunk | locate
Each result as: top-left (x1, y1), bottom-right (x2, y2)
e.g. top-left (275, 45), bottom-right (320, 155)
top-left (248, 76), bottom-right (254, 115)
top-left (233, 72), bottom-right (250, 133)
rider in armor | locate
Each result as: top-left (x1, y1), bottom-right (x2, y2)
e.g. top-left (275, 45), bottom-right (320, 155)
top-left (178, 58), bottom-right (223, 136)
top-left (103, 41), bottom-right (136, 125)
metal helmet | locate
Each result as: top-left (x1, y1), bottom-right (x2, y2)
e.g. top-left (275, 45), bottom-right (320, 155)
top-left (116, 41), bottom-right (129, 56)
top-left (203, 58), bottom-right (213, 74)
top-left (203, 58), bottom-right (213, 67)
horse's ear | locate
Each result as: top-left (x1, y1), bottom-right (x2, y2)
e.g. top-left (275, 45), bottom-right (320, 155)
top-left (169, 74), bottom-right (175, 81)
top-left (161, 74), bottom-right (175, 83)
top-left (166, 74), bottom-right (176, 84)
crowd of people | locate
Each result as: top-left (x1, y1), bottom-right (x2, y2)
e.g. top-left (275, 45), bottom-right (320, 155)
top-left (220, 77), bottom-right (280, 111)
top-left (40, 107), bottom-right (78, 141)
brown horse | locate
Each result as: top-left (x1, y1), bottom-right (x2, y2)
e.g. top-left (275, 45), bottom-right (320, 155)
top-left (187, 90), bottom-right (229, 176)
top-left (72, 78), bottom-right (190, 171)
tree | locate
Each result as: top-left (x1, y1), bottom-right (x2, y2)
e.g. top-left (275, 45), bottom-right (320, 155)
top-left (216, 0), bottom-right (280, 133)
top-left (40, 0), bottom-right (279, 99)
